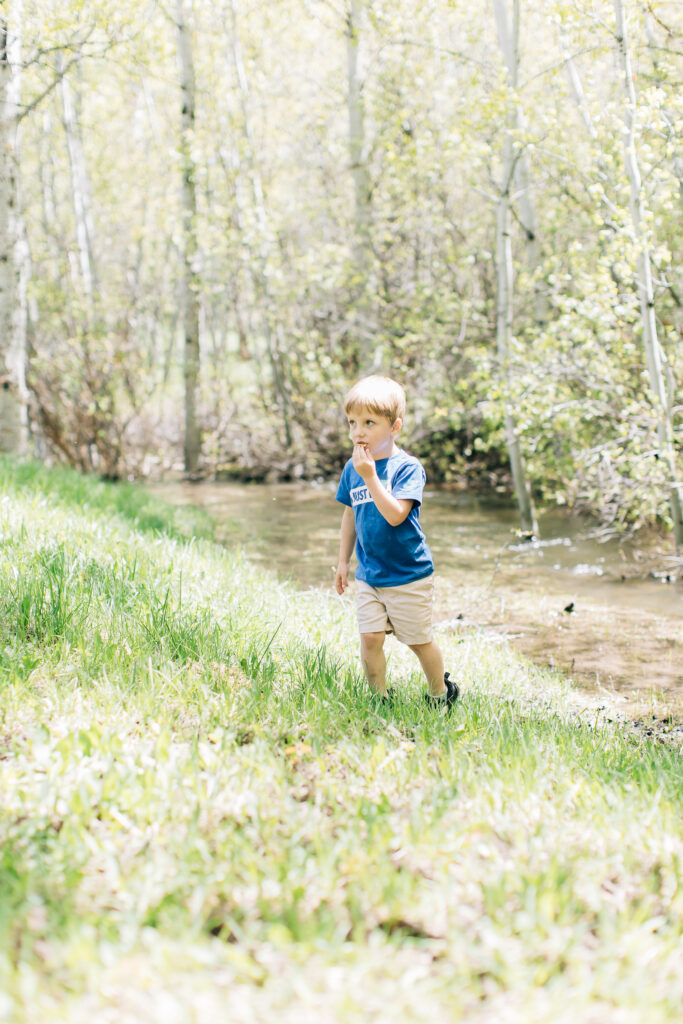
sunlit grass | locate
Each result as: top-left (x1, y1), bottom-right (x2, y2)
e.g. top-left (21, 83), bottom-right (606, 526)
top-left (0, 459), bottom-right (681, 1022)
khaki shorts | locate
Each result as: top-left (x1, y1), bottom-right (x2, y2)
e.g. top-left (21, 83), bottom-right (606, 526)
top-left (356, 574), bottom-right (434, 646)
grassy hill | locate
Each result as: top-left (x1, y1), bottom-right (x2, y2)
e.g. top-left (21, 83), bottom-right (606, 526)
top-left (0, 458), bottom-right (681, 1023)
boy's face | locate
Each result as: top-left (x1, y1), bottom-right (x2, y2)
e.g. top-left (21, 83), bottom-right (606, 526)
top-left (346, 405), bottom-right (402, 460)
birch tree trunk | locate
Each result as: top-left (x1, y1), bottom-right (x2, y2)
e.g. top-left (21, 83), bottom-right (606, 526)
top-left (58, 54), bottom-right (97, 307)
top-left (0, 0), bottom-right (27, 454)
top-left (346, 0), bottom-right (371, 274)
top-left (176, 0), bottom-right (202, 476)
top-left (613, 0), bottom-right (683, 548)
top-left (38, 110), bottom-right (61, 278)
top-left (560, 30), bottom-right (625, 292)
top-left (227, 0), bottom-right (292, 447)
top-left (494, 0), bottom-right (538, 537)
top-left (492, 0), bottom-right (547, 325)
top-left (561, 33), bottom-right (598, 142)
top-left (345, 0), bottom-right (381, 372)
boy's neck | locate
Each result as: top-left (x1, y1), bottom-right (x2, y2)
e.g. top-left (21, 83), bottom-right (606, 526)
top-left (373, 442), bottom-right (400, 461)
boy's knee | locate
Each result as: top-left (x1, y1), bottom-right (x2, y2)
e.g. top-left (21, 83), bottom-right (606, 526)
top-left (361, 631), bottom-right (386, 652)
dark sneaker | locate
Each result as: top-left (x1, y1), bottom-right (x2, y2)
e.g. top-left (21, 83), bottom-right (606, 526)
top-left (424, 672), bottom-right (459, 710)
top-left (371, 687), bottom-right (397, 703)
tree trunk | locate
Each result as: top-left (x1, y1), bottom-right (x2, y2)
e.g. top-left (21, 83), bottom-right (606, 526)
top-left (561, 30), bottom-right (625, 292)
top-left (494, 0), bottom-right (538, 537)
top-left (496, 134), bottom-right (538, 537)
top-left (0, 0), bottom-right (27, 454)
top-left (561, 32), bottom-right (598, 141)
top-left (613, 0), bottom-right (683, 549)
top-left (58, 53), bottom-right (97, 306)
top-left (38, 109), bottom-right (61, 278)
top-left (227, 0), bottom-right (292, 447)
top-left (345, 0), bottom-right (380, 373)
top-left (346, 0), bottom-right (371, 272)
top-left (176, 0), bottom-right (202, 476)
top-left (492, 0), bottom-right (547, 325)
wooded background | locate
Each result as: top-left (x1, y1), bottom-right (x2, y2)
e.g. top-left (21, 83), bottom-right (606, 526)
top-left (1, 0), bottom-right (681, 539)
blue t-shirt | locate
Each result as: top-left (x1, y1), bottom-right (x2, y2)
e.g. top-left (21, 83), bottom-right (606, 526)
top-left (336, 449), bottom-right (434, 587)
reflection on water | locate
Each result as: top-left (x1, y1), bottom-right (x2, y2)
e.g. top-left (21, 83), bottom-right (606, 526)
top-left (150, 480), bottom-right (682, 620)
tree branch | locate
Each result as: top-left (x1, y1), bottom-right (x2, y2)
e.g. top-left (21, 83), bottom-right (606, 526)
top-left (17, 50), bottom-right (84, 122)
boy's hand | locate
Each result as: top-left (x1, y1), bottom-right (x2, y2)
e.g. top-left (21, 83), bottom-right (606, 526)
top-left (334, 562), bottom-right (350, 595)
top-left (352, 443), bottom-right (376, 481)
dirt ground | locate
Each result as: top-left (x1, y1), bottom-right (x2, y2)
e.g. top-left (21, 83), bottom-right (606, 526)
top-left (434, 577), bottom-right (683, 745)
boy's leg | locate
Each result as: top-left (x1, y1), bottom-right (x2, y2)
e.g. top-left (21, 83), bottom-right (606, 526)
top-left (408, 640), bottom-right (445, 696)
top-left (360, 631), bottom-right (388, 696)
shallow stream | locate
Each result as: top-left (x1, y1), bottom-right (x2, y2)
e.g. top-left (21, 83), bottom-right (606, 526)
top-left (150, 481), bottom-right (682, 714)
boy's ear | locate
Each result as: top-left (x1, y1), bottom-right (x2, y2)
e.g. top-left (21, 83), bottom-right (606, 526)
top-left (392, 416), bottom-right (403, 435)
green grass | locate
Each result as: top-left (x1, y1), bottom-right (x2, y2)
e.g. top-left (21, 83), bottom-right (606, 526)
top-left (0, 458), bottom-right (681, 1023)
top-left (0, 456), bottom-right (214, 541)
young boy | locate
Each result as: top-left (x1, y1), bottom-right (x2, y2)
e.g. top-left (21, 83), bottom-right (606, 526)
top-left (334, 375), bottom-right (459, 708)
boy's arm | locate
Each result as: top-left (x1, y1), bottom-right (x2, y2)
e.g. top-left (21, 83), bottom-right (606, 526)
top-left (335, 506), bottom-right (356, 594)
top-left (353, 445), bottom-right (413, 526)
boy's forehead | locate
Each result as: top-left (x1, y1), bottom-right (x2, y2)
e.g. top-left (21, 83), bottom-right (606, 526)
top-left (346, 404), bottom-right (390, 420)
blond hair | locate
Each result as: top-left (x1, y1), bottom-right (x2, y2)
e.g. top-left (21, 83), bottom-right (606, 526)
top-left (343, 375), bottom-right (406, 424)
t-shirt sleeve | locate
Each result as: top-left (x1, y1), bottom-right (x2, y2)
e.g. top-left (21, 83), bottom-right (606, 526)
top-left (391, 459), bottom-right (426, 507)
top-left (336, 462), bottom-right (352, 506)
